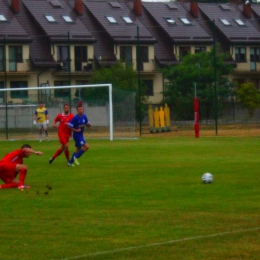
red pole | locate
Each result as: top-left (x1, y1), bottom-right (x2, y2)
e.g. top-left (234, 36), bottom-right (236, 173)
top-left (194, 97), bottom-right (199, 138)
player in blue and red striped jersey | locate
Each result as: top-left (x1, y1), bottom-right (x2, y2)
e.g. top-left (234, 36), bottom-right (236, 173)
top-left (49, 104), bottom-right (74, 164)
top-left (0, 144), bottom-right (43, 189)
top-left (67, 103), bottom-right (91, 167)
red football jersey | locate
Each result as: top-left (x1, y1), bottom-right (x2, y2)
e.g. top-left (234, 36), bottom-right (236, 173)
top-left (0, 149), bottom-right (25, 164)
top-left (54, 113), bottom-right (74, 137)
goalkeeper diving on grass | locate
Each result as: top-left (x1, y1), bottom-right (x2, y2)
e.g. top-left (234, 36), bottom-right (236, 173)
top-left (0, 144), bottom-right (43, 189)
top-left (67, 103), bottom-right (91, 167)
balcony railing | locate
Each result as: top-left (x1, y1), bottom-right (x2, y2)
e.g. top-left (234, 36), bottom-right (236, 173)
top-left (0, 59), bottom-right (31, 72)
top-left (0, 59), bottom-right (157, 73)
top-left (233, 60), bottom-right (260, 72)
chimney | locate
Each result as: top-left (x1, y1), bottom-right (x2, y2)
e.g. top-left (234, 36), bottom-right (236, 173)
top-left (243, 2), bottom-right (251, 19)
top-left (74, 0), bottom-right (83, 15)
top-left (134, 0), bottom-right (142, 16)
top-left (190, 2), bottom-right (198, 18)
top-left (11, 0), bottom-right (19, 13)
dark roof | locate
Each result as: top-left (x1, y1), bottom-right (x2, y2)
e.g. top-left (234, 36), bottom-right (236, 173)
top-left (247, 4), bottom-right (260, 32)
top-left (142, 2), bottom-right (212, 44)
top-left (134, 2), bottom-right (178, 67)
top-left (21, 0), bottom-right (95, 43)
top-left (0, 0), bottom-right (31, 42)
top-left (199, 3), bottom-right (260, 44)
top-left (67, 0), bottom-right (116, 66)
top-left (12, 0), bottom-right (57, 67)
top-left (83, 1), bottom-right (156, 44)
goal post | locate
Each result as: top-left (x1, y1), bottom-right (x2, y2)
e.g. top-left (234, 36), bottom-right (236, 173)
top-left (0, 84), bottom-right (136, 141)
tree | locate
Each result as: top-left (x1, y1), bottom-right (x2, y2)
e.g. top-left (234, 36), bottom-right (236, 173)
top-left (236, 82), bottom-right (260, 118)
top-left (82, 61), bottom-right (147, 120)
top-left (162, 47), bottom-right (234, 120)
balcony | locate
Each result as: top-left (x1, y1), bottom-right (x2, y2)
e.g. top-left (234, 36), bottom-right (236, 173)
top-left (54, 59), bottom-right (94, 75)
top-left (0, 59), bottom-right (33, 74)
top-left (233, 60), bottom-right (260, 74)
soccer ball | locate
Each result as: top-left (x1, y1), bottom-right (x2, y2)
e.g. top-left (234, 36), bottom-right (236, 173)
top-left (202, 173), bottom-right (213, 184)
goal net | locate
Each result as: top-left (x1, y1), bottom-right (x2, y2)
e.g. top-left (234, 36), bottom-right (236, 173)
top-left (0, 84), bottom-right (136, 141)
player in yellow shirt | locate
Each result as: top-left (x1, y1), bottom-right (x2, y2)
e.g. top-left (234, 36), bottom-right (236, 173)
top-left (33, 102), bottom-right (49, 142)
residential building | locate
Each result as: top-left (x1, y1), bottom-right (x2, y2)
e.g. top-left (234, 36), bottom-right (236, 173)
top-left (1, 0), bottom-right (260, 105)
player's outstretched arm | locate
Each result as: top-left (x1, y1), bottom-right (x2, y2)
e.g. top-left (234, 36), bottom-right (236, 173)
top-left (86, 122), bottom-right (91, 127)
top-left (22, 148), bottom-right (43, 156)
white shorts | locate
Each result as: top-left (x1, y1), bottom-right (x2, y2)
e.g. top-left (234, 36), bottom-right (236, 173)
top-left (37, 122), bottom-right (48, 130)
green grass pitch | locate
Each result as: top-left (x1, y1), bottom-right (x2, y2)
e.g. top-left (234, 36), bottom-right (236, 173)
top-left (1, 136), bottom-right (260, 260)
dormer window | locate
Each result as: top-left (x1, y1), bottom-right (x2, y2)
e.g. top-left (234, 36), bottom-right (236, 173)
top-left (165, 17), bottom-right (175, 25)
top-left (50, 0), bottom-right (62, 7)
top-left (110, 2), bottom-right (121, 8)
top-left (180, 18), bottom-right (191, 25)
top-left (166, 3), bottom-right (178, 10)
top-left (106, 16), bottom-right (117, 23)
top-left (45, 15), bottom-right (56, 22)
top-left (62, 15), bottom-right (73, 23)
top-left (220, 4), bottom-right (231, 11)
top-left (0, 14), bottom-right (7, 21)
top-left (122, 16), bottom-right (133, 24)
top-left (235, 19), bottom-right (245, 26)
top-left (220, 19), bottom-right (231, 26)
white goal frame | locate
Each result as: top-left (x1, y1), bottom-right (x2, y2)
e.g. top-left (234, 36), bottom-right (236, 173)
top-left (0, 83), bottom-right (114, 141)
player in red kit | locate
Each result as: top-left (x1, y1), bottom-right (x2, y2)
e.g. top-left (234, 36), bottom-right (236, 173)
top-left (0, 144), bottom-right (43, 189)
top-left (49, 104), bottom-right (74, 164)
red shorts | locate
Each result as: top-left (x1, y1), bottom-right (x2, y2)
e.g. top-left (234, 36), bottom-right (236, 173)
top-left (59, 134), bottom-right (70, 145)
top-left (0, 162), bottom-right (17, 183)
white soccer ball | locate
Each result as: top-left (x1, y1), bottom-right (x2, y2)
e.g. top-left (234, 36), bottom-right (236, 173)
top-left (202, 173), bottom-right (213, 184)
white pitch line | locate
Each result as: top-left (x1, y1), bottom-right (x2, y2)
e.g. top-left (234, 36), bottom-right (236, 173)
top-left (54, 227), bottom-right (260, 260)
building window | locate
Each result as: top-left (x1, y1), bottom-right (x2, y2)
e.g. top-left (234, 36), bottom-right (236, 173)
top-left (9, 46), bottom-right (23, 71)
top-left (122, 16), bottom-right (133, 24)
top-left (143, 80), bottom-right (154, 96)
top-left (57, 46), bottom-right (68, 62)
top-left (9, 46), bottom-right (22, 62)
top-left (45, 15), bottom-right (56, 22)
top-left (140, 46), bottom-right (149, 62)
top-left (0, 46), bottom-right (4, 71)
top-left (180, 18), bottom-right (191, 25)
top-left (57, 46), bottom-right (69, 70)
top-left (235, 47), bottom-right (246, 62)
top-left (10, 81), bottom-right (28, 98)
top-left (0, 15), bottom-right (7, 21)
top-left (250, 47), bottom-right (260, 71)
top-left (120, 46), bottom-right (132, 66)
top-left (136, 46), bottom-right (149, 71)
top-left (74, 46), bottom-right (88, 71)
top-left (179, 46), bottom-right (190, 61)
top-left (106, 16), bottom-right (117, 23)
top-left (195, 46), bottom-right (206, 53)
top-left (220, 19), bottom-right (231, 26)
top-left (62, 15), bottom-right (73, 23)
top-left (54, 81), bottom-right (70, 98)
top-left (75, 81), bottom-right (89, 100)
top-left (165, 17), bottom-right (175, 25)
top-left (235, 19), bottom-right (245, 26)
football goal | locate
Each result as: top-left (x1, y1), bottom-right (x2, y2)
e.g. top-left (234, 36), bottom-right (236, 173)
top-left (0, 84), bottom-right (136, 141)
